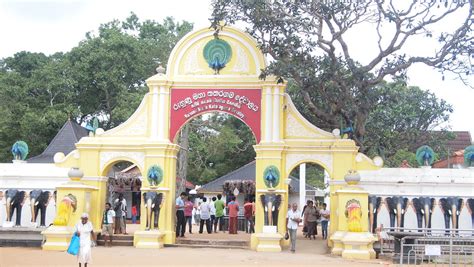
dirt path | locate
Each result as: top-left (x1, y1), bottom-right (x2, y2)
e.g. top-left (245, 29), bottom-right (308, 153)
top-left (0, 225), bottom-right (393, 267)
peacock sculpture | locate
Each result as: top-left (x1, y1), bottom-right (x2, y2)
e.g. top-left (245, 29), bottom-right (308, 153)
top-left (416, 145), bottom-right (435, 166)
top-left (85, 117), bottom-right (99, 134)
top-left (11, 141), bottom-right (29, 161)
top-left (147, 165), bottom-right (163, 187)
top-left (263, 165), bottom-right (280, 188)
top-left (203, 38), bottom-right (232, 74)
top-left (341, 121), bottom-right (354, 139)
top-left (464, 145), bottom-right (474, 167)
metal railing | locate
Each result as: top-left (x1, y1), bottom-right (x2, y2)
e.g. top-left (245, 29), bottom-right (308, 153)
top-left (395, 228), bottom-right (474, 267)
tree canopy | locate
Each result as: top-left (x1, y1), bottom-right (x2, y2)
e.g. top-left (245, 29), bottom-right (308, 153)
top-left (0, 14), bottom-right (192, 161)
top-left (211, 0), bottom-right (472, 149)
top-left (177, 113), bottom-right (256, 185)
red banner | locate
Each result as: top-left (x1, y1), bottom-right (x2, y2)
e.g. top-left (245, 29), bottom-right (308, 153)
top-left (170, 88), bottom-right (261, 142)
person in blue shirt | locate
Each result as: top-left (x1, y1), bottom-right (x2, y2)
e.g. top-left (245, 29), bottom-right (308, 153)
top-left (176, 192), bottom-right (187, 237)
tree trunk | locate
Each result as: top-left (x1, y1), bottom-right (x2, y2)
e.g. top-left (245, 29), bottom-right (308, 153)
top-left (176, 124), bottom-right (190, 194)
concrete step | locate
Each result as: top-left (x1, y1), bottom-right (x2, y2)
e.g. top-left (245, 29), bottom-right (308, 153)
top-left (0, 227), bottom-right (43, 247)
top-left (165, 243), bottom-right (249, 250)
top-left (96, 234), bottom-right (133, 246)
top-left (0, 238), bottom-right (42, 247)
top-left (176, 238), bottom-right (249, 247)
top-left (97, 234), bottom-right (133, 241)
top-left (96, 239), bottom-right (134, 246)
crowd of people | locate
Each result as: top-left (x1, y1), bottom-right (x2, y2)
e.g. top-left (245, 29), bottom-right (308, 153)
top-left (175, 193), bottom-right (256, 237)
top-left (71, 193), bottom-right (329, 266)
top-left (286, 200), bottom-right (331, 253)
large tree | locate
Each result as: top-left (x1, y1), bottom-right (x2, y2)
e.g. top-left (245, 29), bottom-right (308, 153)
top-left (0, 15), bottom-right (192, 162)
top-left (289, 80), bottom-right (454, 165)
top-left (211, 0), bottom-right (472, 150)
top-left (68, 14), bottom-right (192, 129)
top-left (179, 113), bottom-right (256, 185)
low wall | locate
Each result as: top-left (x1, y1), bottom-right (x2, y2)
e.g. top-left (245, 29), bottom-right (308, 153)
top-left (0, 163), bottom-right (69, 227)
top-left (356, 167), bottom-right (474, 234)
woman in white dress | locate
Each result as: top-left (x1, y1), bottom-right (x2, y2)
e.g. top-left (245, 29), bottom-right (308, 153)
top-left (75, 213), bottom-right (95, 267)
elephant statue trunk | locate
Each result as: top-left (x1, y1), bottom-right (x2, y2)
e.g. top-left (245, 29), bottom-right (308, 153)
top-left (5, 189), bottom-right (18, 222)
top-left (412, 197), bottom-right (434, 232)
top-left (368, 196), bottom-right (381, 233)
top-left (260, 194), bottom-right (282, 227)
top-left (143, 192), bottom-right (163, 231)
top-left (440, 197), bottom-right (463, 235)
top-left (386, 196), bottom-right (408, 230)
top-left (30, 197), bottom-right (37, 223)
top-left (266, 202), bottom-right (273, 226)
top-left (30, 190), bottom-right (51, 227)
top-left (5, 189), bottom-right (26, 226)
top-left (468, 199), bottom-right (474, 231)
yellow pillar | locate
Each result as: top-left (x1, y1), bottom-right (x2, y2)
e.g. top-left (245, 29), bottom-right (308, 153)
top-left (251, 144), bottom-right (287, 251)
top-left (329, 171), bottom-right (376, 260)
top-left (42, 168), bottom-right (98, 251)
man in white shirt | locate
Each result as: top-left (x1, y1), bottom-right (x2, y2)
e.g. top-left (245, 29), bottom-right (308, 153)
top-left (209, 197), bottom-right (217, 231)
top-left (287, 203), bottom-right (302, 253)
top-left (199, 197), bottom-right (212, 234)
top-left (320, 203), bottom-right (330, 240)
top-left (101, 202), bottom-right (115, 247)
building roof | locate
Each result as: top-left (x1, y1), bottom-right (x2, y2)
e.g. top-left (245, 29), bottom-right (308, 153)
top-left (433, 150), bottom-right (466, 168)
top-left (198, 161), bottom-right (317, 193)
top-left (177, 177), bottom-right (195, 190)
top-left (27, 120), bottom-right (89, 163)
top-left (445, 131), bottom-right (472, 152)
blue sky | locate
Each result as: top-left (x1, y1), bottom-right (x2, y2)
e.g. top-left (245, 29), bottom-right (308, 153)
top-left (0, 0), bottom-right (472, 139)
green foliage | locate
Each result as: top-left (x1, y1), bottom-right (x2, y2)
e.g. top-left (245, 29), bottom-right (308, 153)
top-left (362, 82), bottom-right (453, 163)
top-left (289, 163), bottom-right (326, 190)
top-left (384, 149), bottom-right (418, 168)
top-left (211, 0), bottom-right (471, 148)
top-left (0, 14), bottom-right (192, 162)
top-left (184, 113), bottom-right (256, 185)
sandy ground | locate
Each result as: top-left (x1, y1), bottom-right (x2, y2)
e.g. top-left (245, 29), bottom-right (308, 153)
top-left (0, 225), bottom-right (393, 267)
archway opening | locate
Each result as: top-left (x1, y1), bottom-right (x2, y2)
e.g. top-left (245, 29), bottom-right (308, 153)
top-left (287, 162), bottom-right (330, 242)
top-left (104, 160), bottom-right (143, 235)
top-left (174, 112), bottom-right (257, 241)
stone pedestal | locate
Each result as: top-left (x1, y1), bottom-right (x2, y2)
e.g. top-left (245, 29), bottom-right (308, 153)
top-left (41, 168), bottom-right (98, 251)
top-left (340, 232), bottom-right (377, 260)
top-left (134, 230), bottom-right (165, 248)
top-left (329, 231), bottom-right (345, 255)
top-left (330, 173), bottom-right (376, 260)
top-left (331, 231), bottom-right (377, 259)
top-left (254, 233), bottom-right (283, 252)
top-left (41, 226), bottom-right (72, 251)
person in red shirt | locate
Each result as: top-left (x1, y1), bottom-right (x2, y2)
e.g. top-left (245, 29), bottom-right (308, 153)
top-left (227, 195), bottom-right (239, 234)
top-left (184, 196), bottom-right (194, 234)
top-left (131, 205), bottom-right (138, 224)
top-left (244, 197), bottom-right (255, 233)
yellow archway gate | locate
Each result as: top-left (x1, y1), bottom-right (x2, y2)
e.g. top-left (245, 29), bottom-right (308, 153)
top-left (45, 25), bottom-right (381, 254)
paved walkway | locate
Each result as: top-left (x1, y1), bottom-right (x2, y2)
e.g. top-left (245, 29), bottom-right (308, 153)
top-left (0, 225), bottom-right (393, 266)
